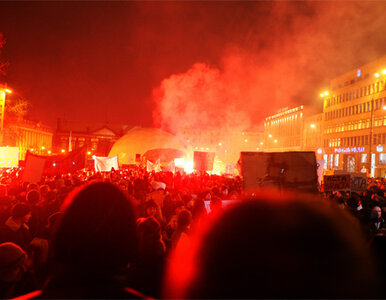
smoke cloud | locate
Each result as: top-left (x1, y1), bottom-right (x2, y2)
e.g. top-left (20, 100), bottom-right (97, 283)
top-left (153, 1), bottom-right (386, 134)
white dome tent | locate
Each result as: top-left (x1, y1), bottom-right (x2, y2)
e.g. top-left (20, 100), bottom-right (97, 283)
top-left (109, 127), bottom-right (187, 165)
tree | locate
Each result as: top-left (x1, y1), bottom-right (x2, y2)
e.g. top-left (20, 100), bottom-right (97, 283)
top-left (0, 33), bottom-right (9, 76)
top-left (5, 96), bottom-right (31, 120)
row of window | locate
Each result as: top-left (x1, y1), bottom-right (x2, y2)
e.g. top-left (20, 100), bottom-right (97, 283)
top-left (325, 97), bottom-right (385, 121)
top-left (325, 133), bottom-right (386, 148)
top-left (325, 153), bottom-right (386, 171)
top-left (325, 79), bottom-right (386, 108)
top-left (324, 116), bottom-right (386, 134)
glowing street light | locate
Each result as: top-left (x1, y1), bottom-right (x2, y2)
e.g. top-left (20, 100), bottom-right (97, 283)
top-left (244, 139), bottom-right (248, 143)
top-left (260, 142), bottom-right (264, 145)
top-left (320, 91), bottom-right (329, 98)
top-left (310, 124), bottom-right (315, 128)
top-left (383, 105), bottom-right (386, 110)
top-left (268, 134), bottom-right (272, 138)
top-left (61, 149), bottom-right (66, 153)
top-left (274, 139), bottom-right (278, 143)
top-left (382, 69), bottom-right (386, 75)
top-left (375, 73), bottom-right (380, 78)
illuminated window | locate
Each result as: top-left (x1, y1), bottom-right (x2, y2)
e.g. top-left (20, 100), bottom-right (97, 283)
top-left (334, 154), bottom-right (339, 168)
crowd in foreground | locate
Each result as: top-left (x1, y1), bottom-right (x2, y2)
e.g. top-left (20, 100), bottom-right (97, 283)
top-left (0, 166), bottom-right (384, 299)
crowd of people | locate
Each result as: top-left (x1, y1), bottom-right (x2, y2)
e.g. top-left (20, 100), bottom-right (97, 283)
top-left (0, 166), bottom-right (384, 299)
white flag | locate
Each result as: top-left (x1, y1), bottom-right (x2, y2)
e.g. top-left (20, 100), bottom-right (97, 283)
top-left (146, 160), bottom-right (154, 172)
top-left (94, 156), bottom-right (119, 172)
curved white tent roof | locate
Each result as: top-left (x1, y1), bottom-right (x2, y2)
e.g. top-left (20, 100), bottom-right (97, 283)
top-left (109, 127), bottom-right (186, 165)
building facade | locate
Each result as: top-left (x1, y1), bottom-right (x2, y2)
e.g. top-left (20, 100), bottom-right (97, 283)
top-left (263, 106), bottom-right (305, 152)
top-left (3, 118), bottom-right (54, 160)
top-left (322, 55), bottom-right (386, 177)
top-left (303, 113), bottom-right (323, 160)
top-left (53, 119), bottom-right (137, 157)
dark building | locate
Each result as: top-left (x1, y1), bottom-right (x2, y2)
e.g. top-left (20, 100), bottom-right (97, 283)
top-left (53, 118), bottom-right (138, 157)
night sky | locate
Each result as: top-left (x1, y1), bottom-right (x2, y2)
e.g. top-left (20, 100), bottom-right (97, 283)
top-left (0, 1), bottom-right (385, 131)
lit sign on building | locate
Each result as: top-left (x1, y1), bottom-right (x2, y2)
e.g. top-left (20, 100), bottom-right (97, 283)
top-left (334, 147), bottom-right (365, 153)
top-left (377, 145), bottom-right (383, 152)
top-left (357, 69), bottom-right (361, 77)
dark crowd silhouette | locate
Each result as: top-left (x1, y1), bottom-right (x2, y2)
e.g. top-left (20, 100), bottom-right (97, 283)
top-left (0, 166), bottom-right (384, 299)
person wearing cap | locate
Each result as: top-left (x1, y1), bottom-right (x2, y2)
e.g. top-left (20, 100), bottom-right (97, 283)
top-left (0, 204), bottom-right (32, 252)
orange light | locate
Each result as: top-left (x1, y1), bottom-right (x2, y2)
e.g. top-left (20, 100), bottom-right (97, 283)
top-left (61, 149), bottom-right (66, 153)
top-left (87, 151), bottom-right (91, 155)
top-left (30, 148), bottom-right (34, 152)
top-left (268, 134), bottom-right (272, 138)
top-left (310, 124), bottom-right (315, 128)
top-left (5, 89), bottom-right (12, 94)
top-left (244, 139), bottom-right (248, 143)
top-left (382, 69), bottom-right (386, 75)
top-left (375, 73), bottom-right (380, 78)
top-left (260, 142), bottom-right (264, 145)
top-left (274, 139), bottom-right (278, 143)
top-left (324, 91), bottom-right (328, 96)
top-left (320, 93), bottom-right (324, 98)
top-left (48, 150), bottom-right (51, 154)
top-left (41, 146), bottom-right (45, 150)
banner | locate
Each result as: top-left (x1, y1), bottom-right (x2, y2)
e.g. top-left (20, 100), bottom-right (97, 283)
top-left (43, 146), bottom-right (87, 176)
top-left (22, 152), bottom-right (46, 183)
top-left (350, 173), bottom-right (367, 192)
top-left (193, 151), bottom-right (215, 172)
top-left (323, 175), bottom-right (351, 192)
top-left (240, 151), bottom-right (318, 193)
top-left (94, 156), bottom-right (119, 172)
top-left (164, 160), bottom-right (175, 173)
top-left (323, 174), bottom-right (367, 192)
top-left (23, 146), bottom-right (87, 180)
top-left (147, 159), bottom-right (161, 172)
top-left (225, 163), bottom-right (235, 175)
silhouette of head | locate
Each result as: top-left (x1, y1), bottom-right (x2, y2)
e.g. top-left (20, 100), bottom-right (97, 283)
top-left (52, 181), bottom-right (137, 274)
top-left (165, 191), bottom-right (378, 299)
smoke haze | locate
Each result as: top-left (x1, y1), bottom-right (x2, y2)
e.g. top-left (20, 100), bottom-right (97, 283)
top-left (153, 1), bottom-right (386, 133)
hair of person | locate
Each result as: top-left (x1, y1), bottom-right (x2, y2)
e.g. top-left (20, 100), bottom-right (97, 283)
top-left (11, 203), bottom-right (31, 219)
top-left (51, 181), bottom-right (137, 274)
top-left (164, 190), bottom-right (379, 299)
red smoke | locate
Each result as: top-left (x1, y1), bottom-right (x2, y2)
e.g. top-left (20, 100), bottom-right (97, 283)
top-left (152, 1), bottom-right (386, 134)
